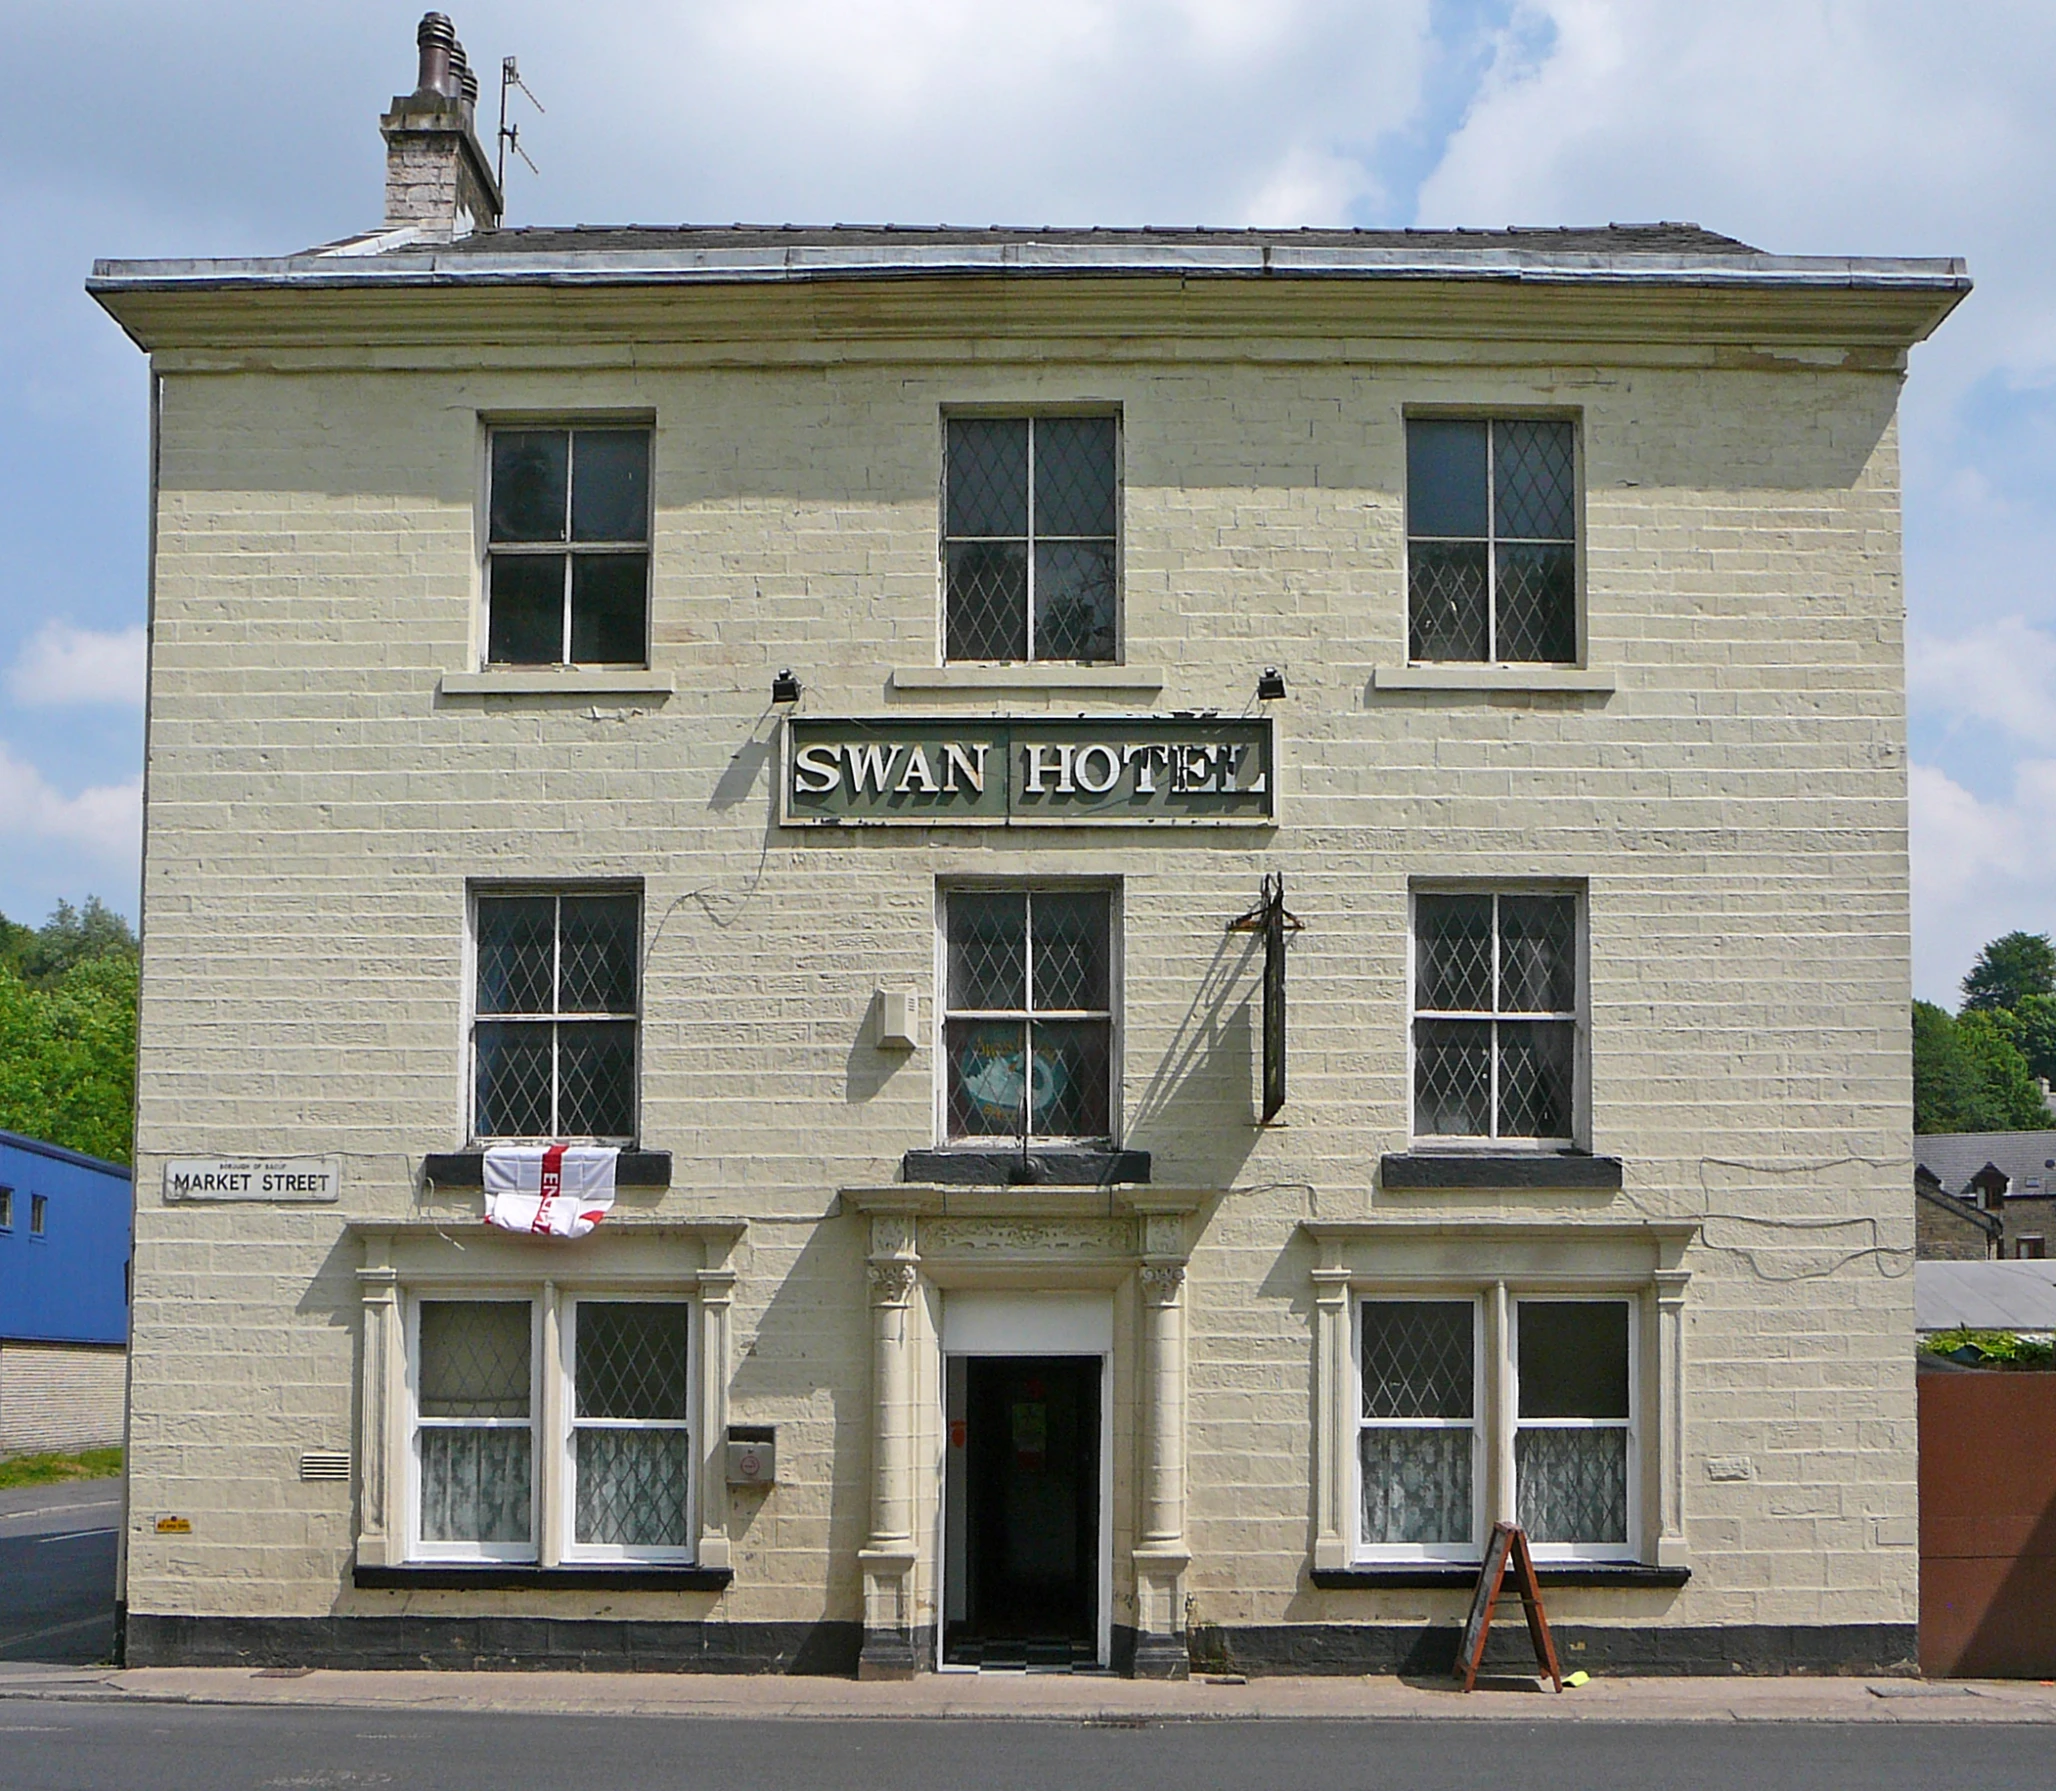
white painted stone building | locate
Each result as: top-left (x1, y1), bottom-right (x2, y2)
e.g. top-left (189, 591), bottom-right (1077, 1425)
top-left (90, 14), bottom-right (1965, 1677)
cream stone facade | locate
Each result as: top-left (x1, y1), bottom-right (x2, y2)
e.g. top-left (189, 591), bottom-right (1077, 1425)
top-left (90, 29), bottom-right (1966, 1679)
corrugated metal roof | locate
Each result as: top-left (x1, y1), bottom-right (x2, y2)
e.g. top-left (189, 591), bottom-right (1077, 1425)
top-left (1915, 1260), bottom-right (2056, 1331)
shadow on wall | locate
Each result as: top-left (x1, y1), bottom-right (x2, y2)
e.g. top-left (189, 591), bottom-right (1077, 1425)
top-left (1127, 923), bottom-right (1264, 1188)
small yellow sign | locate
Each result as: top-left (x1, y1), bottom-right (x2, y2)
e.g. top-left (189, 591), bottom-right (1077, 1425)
top-left (154, 1515), bottom-right (191, 1534)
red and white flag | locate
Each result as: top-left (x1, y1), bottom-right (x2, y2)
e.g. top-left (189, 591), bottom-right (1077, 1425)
top-left (482, 1144), bottom-right (619, 1238)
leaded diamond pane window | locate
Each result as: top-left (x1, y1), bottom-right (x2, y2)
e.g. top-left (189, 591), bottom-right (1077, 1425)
top-left (473, 890), bottom-right (639, 1142)
top-left (1413, 891), bottom-right (1580, 1144)
top-left (570, 1301), bottom-right (693, 1556)
top-left (945, 416), bottom-right (1117, 664)
top-left (1359, 1301), bottom-right (1478, 1552)
top-left (415, 1300), bottom-right (535, 1556)
top-left (486, 427), bottom-right (650, 667)
top-left (1516, 1301), bottom-right (1632, 1549)
top-left (1407, 418), bottom-right (1576, 664)
top-left (944, 887), bottom-right (1114, 1142)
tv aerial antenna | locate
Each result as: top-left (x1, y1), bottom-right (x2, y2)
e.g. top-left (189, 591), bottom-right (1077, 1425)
top-left (496, 55), bottom-right (544, 193)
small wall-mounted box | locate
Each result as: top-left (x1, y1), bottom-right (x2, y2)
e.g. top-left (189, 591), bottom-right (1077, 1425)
top-left (726, 1424), bottom-right (776, 1486)
top-left (876, 990), bottom-right (919, 1051)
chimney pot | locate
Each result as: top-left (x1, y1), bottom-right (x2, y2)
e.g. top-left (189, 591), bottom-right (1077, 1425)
top-left (415, 13), bottom-right (458, 99)
top-left (451, 41), bottom-right (479, 110)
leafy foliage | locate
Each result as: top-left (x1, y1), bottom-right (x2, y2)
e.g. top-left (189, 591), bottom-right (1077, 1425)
top-left (1913, 999), bottom-right (2050, 1135)
top-left (1961, 930), bottom-right (2056, 1014)
top-left (0, 898), bottom-right (138, 1164)
top-left (1918, 1328), bottom-right (2056, 1370)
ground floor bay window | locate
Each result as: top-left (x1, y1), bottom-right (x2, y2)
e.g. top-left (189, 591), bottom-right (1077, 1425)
top-left (353, 1223), bottom-right (742, 1579)
top-left (407, 1293), bottom-right (695, 1564)
top-left (1306, 1219), bottom-right (1695, 1576)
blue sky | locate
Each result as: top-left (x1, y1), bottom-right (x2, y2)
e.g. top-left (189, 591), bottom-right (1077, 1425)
top-left (0, 0), bottom-right (2048, 1003)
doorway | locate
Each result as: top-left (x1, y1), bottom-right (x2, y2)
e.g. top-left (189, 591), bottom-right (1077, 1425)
top-left (943, 1354), bottom-right (1101, 1668)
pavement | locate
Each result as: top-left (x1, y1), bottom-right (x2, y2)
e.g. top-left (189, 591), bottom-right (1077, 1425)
top-left (3, 1660), bottom-right (2056, 1724)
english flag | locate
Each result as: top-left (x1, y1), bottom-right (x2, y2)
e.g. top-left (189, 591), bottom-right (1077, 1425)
top-left (482, 1144), bottom-right (619, 1238)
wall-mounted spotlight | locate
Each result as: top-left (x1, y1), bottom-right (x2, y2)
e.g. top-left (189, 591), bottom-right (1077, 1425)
top-left (771, 669), bottom-right (802, 705)
top-left (1256, 666), bottom-right (1287, 701)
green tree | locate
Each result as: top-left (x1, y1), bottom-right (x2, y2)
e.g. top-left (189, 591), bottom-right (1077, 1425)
top-left (1992, 991), bottom-right (2056, 1086)
top-left (1961, 930), bottom-right (2056, 1014)
top-left (0, 898), bottom-right (139, 1163)
top-left (1914, 999), bottom-right (2051, 1134)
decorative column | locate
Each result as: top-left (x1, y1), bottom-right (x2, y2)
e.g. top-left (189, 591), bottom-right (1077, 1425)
top-left (1653, 1268), bottom-right (1691, 1568)
top-left (353, 1241), bottom-right (402, 1568)
top-left (1488, 1281), bottom-right (1516, 1528)
top-left (1310, 1266), bottom-right (1353, 1571)
top-left (1132, 1209), bottom-right (1192, 1679)
top-left (859, 1212), bottom-right (920, 1679)
top-left (697, 1259), bottom-right (737, 1573)
top-left (538, 1281), bottom-right (564, 1566)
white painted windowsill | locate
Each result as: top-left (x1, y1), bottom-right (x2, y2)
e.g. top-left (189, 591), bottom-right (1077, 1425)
top-left (1370, 664), bottom-right (1616, 694)
top-left (890, 665), bottom-right (1166, 695)
top-left (439, 669), bottom-right (677, 697)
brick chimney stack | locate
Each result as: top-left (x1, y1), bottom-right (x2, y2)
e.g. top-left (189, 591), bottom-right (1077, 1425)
top-left (380, 13), bottom-right (502, 239)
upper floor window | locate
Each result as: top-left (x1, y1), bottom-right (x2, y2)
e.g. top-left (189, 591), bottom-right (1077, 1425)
top-left (29, 1193), bottom-right (46, 1237)
top-left (943, 886), bottom-right (1114, 1144)
top-left (472, 889), bottom-right (639, 1144)
top-left (1412, 889), bottom-right (1582, 1147)
top-left (945, 415), bottom-right (1118, 663)
top-left (1407, 418), bottom-right (1576, 664)
top-left (486, 427), bottom-right (650, 667)
top-left (0, 1186), bottom-right (12, 1230)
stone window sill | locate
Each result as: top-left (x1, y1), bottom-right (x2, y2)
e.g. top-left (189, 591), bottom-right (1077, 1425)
top-left (1369, 665), bottom-right (1615, 695)
top-left (1378, 1153), bottom-right (1624, 1192)
top-left (901, 1147), bottom-right (1151, 1187)
top-left (356, 1563), bottom-right (731, 1592)
top-left (890, 665), bottom-right (1165, 696)
top-left (1311, 1564), bottom-right (1687, 1590)
top-left (421, 1151), bottom-right (674, 1189)
top-left (439, 670), bottom-right (675, 698)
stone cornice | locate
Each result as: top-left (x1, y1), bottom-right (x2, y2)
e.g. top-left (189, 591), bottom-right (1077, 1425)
top-left (90, 269), bottom-right (1964, 363)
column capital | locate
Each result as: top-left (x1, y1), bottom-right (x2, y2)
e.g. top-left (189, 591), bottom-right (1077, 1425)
top-left (696, 1267), bottom-right (738, 1305)
top-left (1139, 1260), bottom-right (1186, 1304)
top-left (867, 1259), bottom-right (918, 1306)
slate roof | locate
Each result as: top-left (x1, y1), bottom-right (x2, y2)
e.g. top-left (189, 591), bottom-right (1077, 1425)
top-left (419, 222), bottom-right (1761, 257)
top-left (1913, 1131), bottom-right (2056, 1201)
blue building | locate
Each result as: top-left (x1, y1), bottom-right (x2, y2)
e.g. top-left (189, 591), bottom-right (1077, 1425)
top-left (0, 1130), bottom-right (131, 1457)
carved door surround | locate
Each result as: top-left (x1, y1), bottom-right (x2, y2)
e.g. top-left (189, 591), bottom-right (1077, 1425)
top-left (842, 1184), bottom-right (1204, 1679)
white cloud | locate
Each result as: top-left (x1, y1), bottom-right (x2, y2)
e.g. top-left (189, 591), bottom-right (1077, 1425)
top-left (1912, 760), bottom-right (2056, 1004)
top-left (7, 622), bottom-right (147, 708)
top-left (0, 743), bottom-right (141, 865)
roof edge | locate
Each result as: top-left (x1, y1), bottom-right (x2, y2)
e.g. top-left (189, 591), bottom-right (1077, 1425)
top-left (0, 1128), bottom-right (133, 1180)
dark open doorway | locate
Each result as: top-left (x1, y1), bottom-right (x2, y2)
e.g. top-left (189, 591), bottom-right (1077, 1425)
top-left (944, 1354), bottom-right (1101, 1668)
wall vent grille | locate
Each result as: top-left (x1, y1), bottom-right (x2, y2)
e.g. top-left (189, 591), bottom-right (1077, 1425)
top-left (299, 1450), bottom-right (350, 1482)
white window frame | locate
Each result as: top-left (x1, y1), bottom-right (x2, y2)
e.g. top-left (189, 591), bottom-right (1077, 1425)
top-left (480, 421), bottom-right (653, 671)
top-left (1346, 1286), bottom-right (1643, 1567)
top-left (404, 1293), bottom-right (540, 1565)
top-left (933, 880), bottom-right (1123, 1147)
top-left (1407, 883), bottom-right (1589, 1151)
top-left (466, 883), bottom-right (643, 1148)
top-left (939, 408), bottom-right (1125, 666)
top-left (1352, 1296), bottom-right (1486, 1564)
top-left (559, 1293), bottom-right (699, 1566)
top-left (1512, 1295), bottom-right (1640, 1565)
top-left (402, 1286), bottom-right (701, 1569)
top-left (1403, 411), bottom-right (1583, 668)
